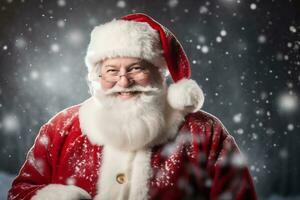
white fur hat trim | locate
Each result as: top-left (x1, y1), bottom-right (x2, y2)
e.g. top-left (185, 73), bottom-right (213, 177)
top-left (167, 79), bottom-right (205, 113)
top-left (85, 19), bottom-right (166, 72)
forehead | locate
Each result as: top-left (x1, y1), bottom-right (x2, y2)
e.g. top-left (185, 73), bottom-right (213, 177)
top-left (101, 57), bottom-right (143, 68)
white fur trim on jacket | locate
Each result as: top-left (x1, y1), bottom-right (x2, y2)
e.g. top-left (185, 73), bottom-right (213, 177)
top-left (94, 145), bottom-right (152, 200)
top-left (31, 184), bottom-right (91, 200)
top-left (85, 19), bottom-right (166, 72)
top-left (128, 149), bottom-right (152, 200)
top-left (167, 79), bottom-right (205, 113)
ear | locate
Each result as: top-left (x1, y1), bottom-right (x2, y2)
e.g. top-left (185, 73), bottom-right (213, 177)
top-left (167, 79), bottom-right (205, 113)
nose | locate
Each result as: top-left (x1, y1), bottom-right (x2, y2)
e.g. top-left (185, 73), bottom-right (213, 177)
top-left (116, 75), bottom-right (132, 88)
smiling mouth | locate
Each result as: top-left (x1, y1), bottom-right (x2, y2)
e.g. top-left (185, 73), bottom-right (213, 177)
top-left (117, 91), bottom-right (142, 99)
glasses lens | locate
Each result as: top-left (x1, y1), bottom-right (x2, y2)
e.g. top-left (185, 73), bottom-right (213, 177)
top-left (100, 69), bottom-right (149, 83)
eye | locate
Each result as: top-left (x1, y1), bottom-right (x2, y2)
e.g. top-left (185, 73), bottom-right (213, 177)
top-left (106, 69), bottom-right (118, 74)
top-left (128, 66), bottom-right (145, 73)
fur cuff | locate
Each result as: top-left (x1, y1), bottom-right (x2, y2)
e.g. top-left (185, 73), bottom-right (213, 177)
top-left (167, 79), bottom-right (204, 113)
top-left (31, 184), bottom-right (91, 200)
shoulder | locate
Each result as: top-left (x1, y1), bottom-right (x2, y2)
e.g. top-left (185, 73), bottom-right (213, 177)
top-left (44, 103), bottom-right (82, 131)
top-left (179, 110), bottom-right (233, 143)
top-left (183, 110), bottom-right (227, 130)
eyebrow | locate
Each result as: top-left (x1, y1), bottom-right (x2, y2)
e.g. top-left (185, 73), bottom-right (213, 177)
top-left (103, 61), bottom-right (143, 69)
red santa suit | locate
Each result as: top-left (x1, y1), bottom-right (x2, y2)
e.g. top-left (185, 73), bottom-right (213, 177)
top-left (8, 97), bottom-right (257, 200)
top-left (8, 13), bottom-right (257, 200)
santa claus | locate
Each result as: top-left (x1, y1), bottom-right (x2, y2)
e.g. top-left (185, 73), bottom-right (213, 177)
top-left (8, 13), bottom-right (257, 200)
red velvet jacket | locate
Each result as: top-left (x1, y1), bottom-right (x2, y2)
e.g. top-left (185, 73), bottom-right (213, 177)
top-left (8, 104), bottom-right (257, 200)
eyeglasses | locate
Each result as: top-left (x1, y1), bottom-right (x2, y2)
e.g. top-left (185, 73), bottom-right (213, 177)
top-left (99, 65), bottom-right (150, 83)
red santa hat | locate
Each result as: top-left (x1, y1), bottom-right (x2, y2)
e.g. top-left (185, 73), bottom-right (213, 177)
top-left (85, 13), bottom-right (204, 112)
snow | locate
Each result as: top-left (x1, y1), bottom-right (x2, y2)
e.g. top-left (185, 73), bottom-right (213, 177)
top-left (250, 3), bottom-right (257, 10)
top-left (67, 30), bottom-right (84, 46)
top-left (50, 43), bottom-right (60, 53)
top-left (201, 45), bottom-right (209, 54)
top-left (199, 6), bottom-right (209, 14)
top-left (236, 128), bottom-right (244, 135)
top-left (15, 37), bottom-right (26, 49)
top-left (57, 19), bottom-right (66, 28)
top-left (2, 114), bottom-right (20, 133)
top-left (39, 134), bottom-right (49, 147)
top-left (277, 93), bottom-right (298, 113)
top-left (233, 113), bottom-right (242, 123)
top-left (116, 0), bottom-right (126, 8)
top-left (57, 0), bottom-right (66, 7)
top-left (168, 0), bottom-right (179, 8)
top-left (0, 0), bottom-right (299, 198)
top-left (197, 35), bottom-right (206, 43)
top-left (287, 123), bottom-right (294, 131)
top-left (220, 30), bottom-right (227, 37)
top-left (289, 26), bottom-right (297, 33)
top-left (216, 36), bottom-right (222, 43)
top-left (258, 35), bottom-right (267, 44)
top-left (66, 177), bottom-right (76, 185)
top-left (30, 70), bottom-right (39, 80)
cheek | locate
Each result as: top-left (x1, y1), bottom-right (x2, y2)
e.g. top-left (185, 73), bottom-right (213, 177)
top-left (136, 77), bottom-right (151, 86)
top-left (101, 79), bottom-right (114, 90)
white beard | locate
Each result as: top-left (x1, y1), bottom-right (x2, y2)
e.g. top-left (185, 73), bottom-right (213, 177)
top-left (90, 83), bottom-right (168, 151)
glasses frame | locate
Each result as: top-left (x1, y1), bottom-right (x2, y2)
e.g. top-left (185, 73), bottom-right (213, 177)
top-left (98, 61), bottom-right (151, 83)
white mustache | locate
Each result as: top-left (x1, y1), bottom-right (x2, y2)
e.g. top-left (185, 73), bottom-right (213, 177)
top-left (104, 85), bottom-right (161, 95)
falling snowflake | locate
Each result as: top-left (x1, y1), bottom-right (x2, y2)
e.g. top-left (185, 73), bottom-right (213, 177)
top-left (66, 177), bottom-right (76, 185)
top-left (57, 19), bottom-right (66, 28)
top-left (15, 37), bottom-right (27, 49)
top-left (251, 133), bottom-right (258, 140)
top-left (39, 135), bottom-right (49, 147)
top-left (2, 114), bottom-right (20, 133)
top-left (216, 36), bottom-right (222, 43)
top-left (250, 3), bottom-right (257, 10)
top-left (277, 92), bottom-right (298, 113)
top-left (201, 45), bottom-right (209, 54)
top-left (67, 30), bottom-right (84, 46)
top-left (220, 30), bottom-right (227, 37)
top-left (199, 6), bottom-right (208, 14)
top-left (233, 113), bottom-right (242, 123)
top-left (116, 0), bottom-right (126, 8)
top-left (287, 123), bottom-right (294, 131)
top-left (30, 70), bottom-right (39, 80)
top-left (28, 152), bottom-right (45, 175)
top-left (57, 0), bottom-right (66, 7)
top-left (236, 128), bottom-right (244, 135)
top-left (289, 26), bottom-right (297, 33)
top-left (50, 43), bottom-right (60, 53)
top-left (258, 35), bottom-right (267, 44)
top-left (231, 153), bottom-right (246, 167)
top-left (266, 128), bottom-right (275, 135)
top-left (168, 0), bottom-right (179, 8)
top-left (197, 35), bottom-right (206, 43)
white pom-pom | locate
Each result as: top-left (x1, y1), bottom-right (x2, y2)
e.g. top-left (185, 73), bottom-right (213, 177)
top-left (167, 79), bottom-right (205, 113)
